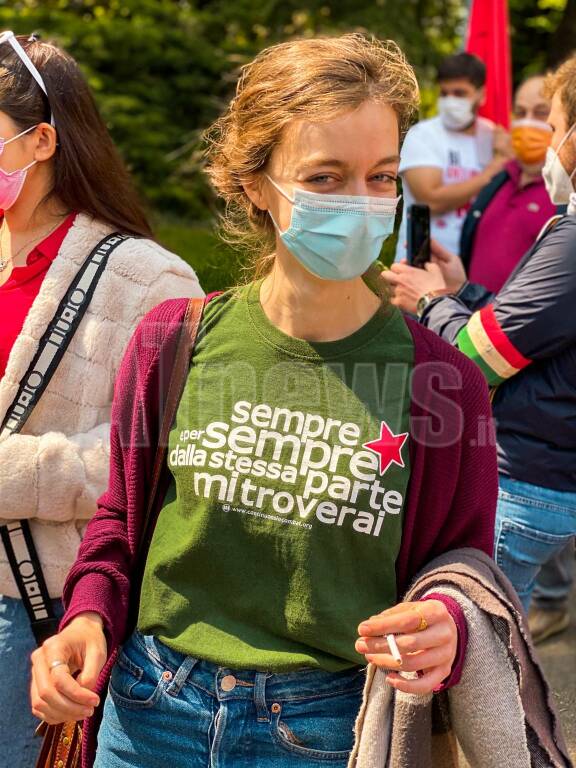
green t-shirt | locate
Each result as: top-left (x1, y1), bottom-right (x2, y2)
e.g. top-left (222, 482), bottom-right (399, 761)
top-left (138, 282), bottom-right (414, 671)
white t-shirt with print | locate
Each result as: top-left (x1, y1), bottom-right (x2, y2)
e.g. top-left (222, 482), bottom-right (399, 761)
top-left (395, 115), bottom-right (494, 261)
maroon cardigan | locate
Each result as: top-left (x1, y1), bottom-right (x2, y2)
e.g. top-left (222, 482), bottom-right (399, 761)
top-left (61, 299), bottom-right (498, 767)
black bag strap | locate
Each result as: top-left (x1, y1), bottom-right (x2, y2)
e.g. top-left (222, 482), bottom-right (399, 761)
top-left (0, 231), bottom-right (129, 645)
top-left (0, 521), bottom-right (60, 644)
top-left (1, 232), bottom-right (127, 437)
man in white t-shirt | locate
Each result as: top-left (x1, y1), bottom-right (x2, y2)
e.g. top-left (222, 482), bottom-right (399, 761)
top-left (395, 53), bottom-right (511, 261)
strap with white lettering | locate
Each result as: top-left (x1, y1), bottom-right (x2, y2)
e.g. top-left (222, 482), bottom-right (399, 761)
top-left (0, 522), bottom-right (59, 643)
top-left (0, 231), bottom-right (129, 645)
top-left (0, 232), bottom-right (126, 438)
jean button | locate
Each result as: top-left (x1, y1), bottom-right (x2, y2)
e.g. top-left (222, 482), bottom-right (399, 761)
top-left (221, 674), bottom-right (237, 691)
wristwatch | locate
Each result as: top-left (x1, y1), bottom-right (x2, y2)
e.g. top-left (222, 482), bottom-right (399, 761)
top-left (416, 289), bottom-right (450, 318)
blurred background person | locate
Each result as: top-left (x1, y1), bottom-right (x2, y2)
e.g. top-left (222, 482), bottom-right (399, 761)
top-left (395, 52), bottom-right (510, 261)
top-left (459, 75), bottom-right (555, 293)
top-left (396, 70), bottom-right (571, 644)
top-left (382, 53), bottom-right (576, 621)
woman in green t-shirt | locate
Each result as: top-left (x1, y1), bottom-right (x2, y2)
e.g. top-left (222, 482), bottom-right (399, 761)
top-left (31, 34), bottom-right (497, 767)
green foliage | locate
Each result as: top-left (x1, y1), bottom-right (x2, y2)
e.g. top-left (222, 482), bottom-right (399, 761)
top-left (0, 0), bottom-right (225, 218)
top-left (155, 216), bottom-right (246, 293)
top-left (0, 0), bottom-right (572, 220)
top-left (0, 0), bottom-right (572, 252)
top-left (509, 0), bottom-right (571, 78)
top-left (0, 0), bottom-right (469, 222)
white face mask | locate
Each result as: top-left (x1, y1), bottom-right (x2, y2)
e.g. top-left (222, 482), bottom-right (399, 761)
top-left (542, 123), bottom-right (576, 205)
top-left (438, 96), bottom-right (475, 131)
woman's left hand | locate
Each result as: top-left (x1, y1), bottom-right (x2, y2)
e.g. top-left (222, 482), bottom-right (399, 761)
top-left (355, 600), bottom-right (458, 694)
top-left (381, 262), bottom-right (446, 314)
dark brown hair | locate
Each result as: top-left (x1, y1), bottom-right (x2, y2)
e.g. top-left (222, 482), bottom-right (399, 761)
top-left (0, 35), bottom-right (152, 237)
top-left (437, 52), bottom-right (486, 89)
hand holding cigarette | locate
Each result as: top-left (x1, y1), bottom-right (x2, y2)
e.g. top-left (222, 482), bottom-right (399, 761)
top-left (355, 600), bottom-right (458, 694)
top-left (386, 632), bottom-right (402, 664)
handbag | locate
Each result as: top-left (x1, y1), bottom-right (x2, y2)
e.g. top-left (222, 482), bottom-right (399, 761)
top-left (35, 721), bottom-right (82, 768)
top-left (34, 296), bottom-right (206, 768)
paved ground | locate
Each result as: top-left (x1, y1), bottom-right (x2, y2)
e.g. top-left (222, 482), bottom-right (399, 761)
top-left (536, 589), bottom-right (576, 761)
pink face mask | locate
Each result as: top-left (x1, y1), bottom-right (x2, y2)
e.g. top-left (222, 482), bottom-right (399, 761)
top-left (0, 159), bottom-right (36, 210)
top-left (0, 125), bottom-right (37, 210)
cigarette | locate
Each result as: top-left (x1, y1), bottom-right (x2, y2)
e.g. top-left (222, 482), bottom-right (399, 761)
top-left (386, 633), bottom-right (402, 664)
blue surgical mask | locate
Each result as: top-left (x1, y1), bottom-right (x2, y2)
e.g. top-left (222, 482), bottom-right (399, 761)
top-left (266, 174), bottom-right (400, 281)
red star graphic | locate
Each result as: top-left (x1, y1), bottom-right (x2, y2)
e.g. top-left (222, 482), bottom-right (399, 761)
top-left (362, 421), bottom-right (408, 475)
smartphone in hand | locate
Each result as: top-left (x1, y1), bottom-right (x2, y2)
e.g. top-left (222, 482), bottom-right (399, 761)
top-left (407, 204), bottom-right (431, 268)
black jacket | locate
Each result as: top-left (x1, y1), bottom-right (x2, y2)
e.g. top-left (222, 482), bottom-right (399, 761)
top-left (421, 216), bottom-right (576, 492)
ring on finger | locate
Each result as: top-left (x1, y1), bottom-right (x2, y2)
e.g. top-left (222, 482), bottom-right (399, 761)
top-left (410, 604), bottom-right (428, 632)
top-left (48, 659), bottom-right (69, 673)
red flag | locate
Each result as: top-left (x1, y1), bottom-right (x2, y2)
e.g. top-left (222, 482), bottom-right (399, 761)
top-left (466, 0), bottom-right (512, 128)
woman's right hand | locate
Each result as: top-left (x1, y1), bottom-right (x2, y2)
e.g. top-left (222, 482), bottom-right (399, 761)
top-left (31, 611), bottom-right (107, 724)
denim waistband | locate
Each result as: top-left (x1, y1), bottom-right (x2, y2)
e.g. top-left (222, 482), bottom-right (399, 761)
top-left (130, 631), bottom-right (366, 705)
top-left (499, 474), bottom-right (576, 510)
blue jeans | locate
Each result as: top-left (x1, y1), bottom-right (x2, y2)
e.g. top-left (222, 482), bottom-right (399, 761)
top-left (0, 595), bottom-right (63, 768)
top-left (95, 631), bottom-right (365, 767)
top-left (532, 539), bottom-right (575, 612)
top-left (494, 475), bottom-right (576, 611)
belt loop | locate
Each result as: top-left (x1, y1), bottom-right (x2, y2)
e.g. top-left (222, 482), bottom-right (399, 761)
top-left (142, 633), bottom-right (163, 665)
top-left (254, 672), bottom-right (269, 722)
top-left (166, 655), bottom-right (199, 696)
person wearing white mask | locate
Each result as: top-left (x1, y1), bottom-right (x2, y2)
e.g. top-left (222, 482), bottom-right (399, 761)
top-left (395, 52), bottom-right (511, 261)
top-left (543, 93), bottom-right (576, 213)
top-left (382, 54), bottom-right (576, 622)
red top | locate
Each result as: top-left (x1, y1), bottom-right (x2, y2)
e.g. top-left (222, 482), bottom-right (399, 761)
top-left (0, 214), bottom-right (76, 379)
top-left (60, 299), bottom-right (498, 768)
top-left (468, 160), bottom-right (556, 294)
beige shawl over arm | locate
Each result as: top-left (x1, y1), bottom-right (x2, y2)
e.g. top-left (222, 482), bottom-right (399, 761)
top-left (349, 549), bottom-right (572, 768)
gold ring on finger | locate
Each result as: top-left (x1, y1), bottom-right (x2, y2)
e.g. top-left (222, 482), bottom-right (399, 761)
top-left (410, 604), bottom-right (428, 632)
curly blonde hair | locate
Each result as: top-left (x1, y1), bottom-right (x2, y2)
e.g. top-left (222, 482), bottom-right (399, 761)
top-left (544, 54), bottom-right (576, 128)
top-left (204, 33), bottom-right (419, 276)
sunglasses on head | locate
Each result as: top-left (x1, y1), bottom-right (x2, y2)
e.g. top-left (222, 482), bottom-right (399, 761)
top-left (0, 30), bottom-right (54, 127)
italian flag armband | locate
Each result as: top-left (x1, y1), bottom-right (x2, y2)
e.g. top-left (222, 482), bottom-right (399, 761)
top-left (456, 305), bottom-right (532, 386)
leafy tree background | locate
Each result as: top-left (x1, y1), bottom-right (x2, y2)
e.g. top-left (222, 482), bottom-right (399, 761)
top-left (0, 0), bottom-right (573, 288)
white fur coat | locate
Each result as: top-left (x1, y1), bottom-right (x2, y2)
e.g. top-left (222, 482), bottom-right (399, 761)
top-left (0, 213), bottom-right (204, 597)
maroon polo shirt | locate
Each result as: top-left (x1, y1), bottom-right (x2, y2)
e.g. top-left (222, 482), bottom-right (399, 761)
top-left (468, 160), bottom-right (555, 293)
